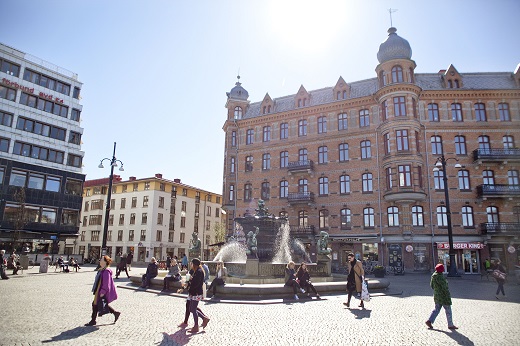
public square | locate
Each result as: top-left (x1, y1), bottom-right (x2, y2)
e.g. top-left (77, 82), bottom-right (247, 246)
top-left (1, 265), bottom-right (519, 346)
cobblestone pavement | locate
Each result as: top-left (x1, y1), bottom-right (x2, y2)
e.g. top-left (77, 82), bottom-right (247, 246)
top-left (0, 266), bottom-right (519, 346)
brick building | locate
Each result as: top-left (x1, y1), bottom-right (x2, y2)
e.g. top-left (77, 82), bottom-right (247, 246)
top-left (221, 27), bottom-right (520, 273)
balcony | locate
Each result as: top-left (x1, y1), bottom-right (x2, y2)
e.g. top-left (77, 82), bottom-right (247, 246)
top-left (287, 160), bottom-right (314, 175)
top-left (383, 186), bottom-right (427, 202)
top-left (476, 184), bottom-right (520, 199)
top-left (473, 148), bottom-right (520, 163)
top-left (290, 225), bottom-right (316, 236)
top-left (288, 192), bottom-right (314, 205)
top-left (481, 222), bottom-right (520, 235)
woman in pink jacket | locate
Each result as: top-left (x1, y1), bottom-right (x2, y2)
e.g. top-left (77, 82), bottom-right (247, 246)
top-left (85, 255), bottom-right (121, 326)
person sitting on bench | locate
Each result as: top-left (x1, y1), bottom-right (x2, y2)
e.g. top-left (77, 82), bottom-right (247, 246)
top-left (141, 257), bottom-right (158, 288)
top-left (56, 256), bottom-right (68, 272)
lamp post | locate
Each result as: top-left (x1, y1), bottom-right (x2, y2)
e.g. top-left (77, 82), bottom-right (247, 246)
top-left (433, 155), bottom-right (461, 277)
top-left (98, 142), bottom-right (124, 258)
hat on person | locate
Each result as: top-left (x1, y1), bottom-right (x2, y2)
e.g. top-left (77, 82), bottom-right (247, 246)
top-left (435, 263), bottom-right (444, 273)
top-left (191, 258), bottom-right (201, 266)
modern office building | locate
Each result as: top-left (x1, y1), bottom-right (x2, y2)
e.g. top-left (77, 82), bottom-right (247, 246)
top-left (0, 43), bottom-right (85, 254)
top-left (221, 27), bottom-right (520, 273)
top-left (78, 174), bottom-right (223, 263)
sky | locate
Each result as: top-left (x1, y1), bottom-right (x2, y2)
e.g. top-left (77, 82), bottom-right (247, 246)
top-left (2, 0), bottom-right (519, 196)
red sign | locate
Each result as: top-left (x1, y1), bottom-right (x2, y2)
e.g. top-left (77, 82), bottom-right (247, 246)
top-left (437, 242), bottom-right (485, 250)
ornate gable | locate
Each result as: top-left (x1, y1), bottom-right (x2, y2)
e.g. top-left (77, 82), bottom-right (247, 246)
top-left (442, 64), bottom-right (463, 89)
top-left (261, 93), bottom-right (274, 114)
top-left (295, 85), bottom-right (310, 108)
top-left (333, 76), bottom-right (350, 100)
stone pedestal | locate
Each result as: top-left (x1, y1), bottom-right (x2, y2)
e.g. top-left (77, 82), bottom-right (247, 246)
top-left (317, 255), bottom-right (331, 276)
top-left (245, 258), bottom-right (259, 277)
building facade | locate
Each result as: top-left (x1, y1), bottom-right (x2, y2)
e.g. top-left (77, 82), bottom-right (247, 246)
top-left (0, 43), bottom-right (85, 254)
top-left (222, 28), bottom-right (520, 273)
top-left (78, 174), bottom-right (223, 263)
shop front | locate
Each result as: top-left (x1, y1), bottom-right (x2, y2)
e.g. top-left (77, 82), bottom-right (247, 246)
top-left (329, 236), bottom-right (378, 272)
top-left (436, 242), bottom-right (485, 274)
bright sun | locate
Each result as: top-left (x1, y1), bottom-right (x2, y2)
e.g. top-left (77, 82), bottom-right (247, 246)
top-left (268, 0), bottom-right (349, 54)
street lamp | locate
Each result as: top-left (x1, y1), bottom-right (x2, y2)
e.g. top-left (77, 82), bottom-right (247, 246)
top-left (98, 142), bottom-right (124, 258)
top-left (433, 155), bottom-right (462, 277)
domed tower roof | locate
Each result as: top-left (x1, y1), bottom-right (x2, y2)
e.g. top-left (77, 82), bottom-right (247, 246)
top-left (226, 75), bottom-right (249, 101)
top-left (377, 27), bottom-right (412, 64)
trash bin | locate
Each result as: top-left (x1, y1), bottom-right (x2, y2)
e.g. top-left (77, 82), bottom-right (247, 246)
top-left (39, 255), bottom-right (51, 273)
top-left (19, 255), bottom-right (29, 270)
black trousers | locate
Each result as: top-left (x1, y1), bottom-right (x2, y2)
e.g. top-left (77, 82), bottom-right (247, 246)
top-left (90, 302), bottom-right (115, 322)
top-left (207, 278), bottom-right (225, 294)
top-left (285, 280), bottom-right (302, 294)
top-left (116, 266), bottom-right (129, 278)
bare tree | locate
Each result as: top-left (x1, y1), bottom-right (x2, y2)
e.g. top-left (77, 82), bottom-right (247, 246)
top-left (11, 187), bottom-right (26, 248)
top-left (213, 222), bottom-right (226, 244)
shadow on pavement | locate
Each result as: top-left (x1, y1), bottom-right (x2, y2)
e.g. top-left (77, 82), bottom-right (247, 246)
top-left (348, 307), bottom-right (372, 319)
top-left (157, 330), bottom-right (192, 346)
top-left (430, 328), bottom-right (475, 345)
top-left (41, 326), bottom-right (98, 343)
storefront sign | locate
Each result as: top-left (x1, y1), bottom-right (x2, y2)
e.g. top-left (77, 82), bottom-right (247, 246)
top-left (437, 242), bottom-right (484, 250)
top-left (507, 246), bottom-right (516, 254)
top-left (2, 78), bottom-right (63, 103)
top-left (405, 245), bottom-right (413, 252)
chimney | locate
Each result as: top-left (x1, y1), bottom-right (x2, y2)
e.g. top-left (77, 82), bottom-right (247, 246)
top-left (438, 69), bottom-right (446, 74)
top-left (155, 173), bottom-right (163, 179)
top-left (174, 178), bottom-right (181, 183)
top-left (129, 176), bottom-right (136, 181)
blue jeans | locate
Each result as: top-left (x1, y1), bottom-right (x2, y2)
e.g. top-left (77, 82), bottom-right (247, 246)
top-left (428, 303), bottom-right (453, 326)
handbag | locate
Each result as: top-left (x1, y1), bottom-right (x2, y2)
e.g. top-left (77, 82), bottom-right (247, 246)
top-left (97, 297), bottom-right (110, 316)
top-left (492, 269), bottom-right (506, 281)
top-left (361, 280), bottom-right (370, 302)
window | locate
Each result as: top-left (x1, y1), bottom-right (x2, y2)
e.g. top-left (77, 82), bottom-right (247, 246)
top-left (381, 100), bottom-right (388, 120)
top-left (246, 129), bottom-right (254, 144)
top-left (120, 198), bottom-right (126, 209)
top-left (280, 122), bottom-right (289, 139)
top-left (229, 185), bottom-right (234, 201)
top-left (361, 140), bottom-right (371, 159)
top-left (67, 154), bottom-right (82, 168)
top-left (318, 146), bottom-right (328, 164)
top-left (396, 130), bottom-right (409, 151)
top-left (140, 230), bottom-right (146, 241)
top-left (483, 170), bottom-right (495, 185)
top-left (340, 208), bottom-right (351, 229)
top-left (393, 96), bottom-right (406, 116)
top-left (319, 210), bottom-right (329, 229)
top-left (318, 177), bottom-right (329, 195)
top-left (359, 110), bottom-right (369, 127)
top-left (130, 213), bottom-right (136, 225)
top-left (384, 133), bottom-right (391, 154)
top-left (157, 213), bottom-right (163, 225)
top-left (13, 141), bottom-right (64, 164)
top-left (398, 165), bottom-right (412, 187)
top-left (503, 135), bottom-right (515, 149)
top-left (362, 173), bottom-right (373, 192)
top-left (451, 103), bottom-right (463, 122)
top-left (298, 120), bottom-right (307, 136)
top-left (244, 184), bottom-right (252, 201)
top-left (475, 103), bottom-right (487, 122)
top-left (298, 148), bottom-right (308, 162)
top-left (487, 206), bottom-right (499, 223)
top-left (499, 103), bottom-right (510, 121)
top-left (23, 68), bottom-right (70, 95)
top-left (143, 196), bottom-right (149, 207)
top-left (338, 113), bottom-right (348, 130)
top-left (280, 151), bottom-right (288, 168)
top-left (245, 156), bottom-right (253, 172)
top-left (9, 170), bottom-right (26, 187)
top-left (478, 136), bottom-right (491, 151)
top-left (118, 214), bottom-right (125, 225)
top-left (454, 135), bottom-right (467, 155)
top-left (431, 136), bottom-right (443, 155)
top-left (339, 175), bottom-right (350, 194)
top-left (89, 215), bottom-right (102, 225)
top-left (412, 206), bottom-right (424, 226)
top-left (0, 110), bottom-right (13, 127)
top-left (279, 180), bottom-right (288, 198)
top-left (386, 167), bottom-right (393, 189)
top-left (1, 58), bottom-right (21, 76)
top-left (141, 213), bottom-right (148, 224)
top-left (181, 201), bottom-right (187, 212)
top-left (133, 183), bottom-right (139, 191)
top-left (462, 206), bottom-right (474, 227)
top-left (363, 207), bottom-right (375, 227)
top-left (339, 143), bottom-right (349, 162)
top-left (434, 170), bottom-right (444, 190)
top-left (144, 182), bottom-right (150, 190)
top-left (317, 116), bottom-right (327, 134)
top-left (387, 206), bottom-right (399, 226)
top-left (71, 109), bottom-right (81, 122)
top-left (0, 85), bottom-right (16, 101)
top-left (298, 179), bottom-right (308, 193)
top-left (263, 126), bottom-right (271, 142)
top-left (508, 170), bottom-right (519, 186)
top-left (108, 215), bottom-right (114, 226)
top-left (458, 170), bottom-right (471, 190)
top-left (437, 206), bottom-right (448, 227)
top-left (231, 131), bottom-right (237, 147)
top-left (91, 231), bottom-right (100, 241)
top-left (298, 210), bottom-right (308, 227)
top-left (428, 103), bottom-right (439, 122)
top-left (262, 153), bottom-right (271, 170)
top-left (117, 230), bottom-right (123, 241)
top-left (391, 66), bottom-right (403, 83)
top-left (69, 131), bottom-right (81, 145)
top-left (261, 182), bottom-right (270, 200)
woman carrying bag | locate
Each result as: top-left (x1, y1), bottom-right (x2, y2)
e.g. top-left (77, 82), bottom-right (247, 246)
top-left (344, 252), bottom-right (365, 308)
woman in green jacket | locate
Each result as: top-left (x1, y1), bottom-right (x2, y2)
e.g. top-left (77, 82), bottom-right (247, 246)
top-left (425, 264), bottom-right (458, 330)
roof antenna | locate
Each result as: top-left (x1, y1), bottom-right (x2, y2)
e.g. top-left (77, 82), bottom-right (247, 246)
top-left (388, 8), bottom-right (398, 27)
top-left (237, 68), bottom-right (241, 84)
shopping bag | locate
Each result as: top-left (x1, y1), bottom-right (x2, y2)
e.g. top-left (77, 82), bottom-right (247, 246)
top-left (202, 282), bottom-right (207, 299)
top-left (97, 297), bottom-right (110, 316)
top-left (492, 269), bottom-right (506, 281)
top-left (360, 280), bottom-right (370, 302)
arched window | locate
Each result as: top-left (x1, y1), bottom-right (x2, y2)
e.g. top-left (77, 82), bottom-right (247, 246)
top-left (486, 206), bottom-right (499, 223)
top-left (298, 210), bottom-right (308, 227)
top-left (362, 173), bottom-right (373, 192)
top-left (339, 175), bottom-right (350, 194)
top-left (261, 182), bottom-right (270, 200)
top-left (482, 170), bottom-right (495, 185)
top-left (245, 156), bottom-right (253, 172)
top-left (475, 103), bottom-right (487, 122)
top-left (508, 170), bottom-right (519, 186)
top-left (298, 148), bottom-right (308, 162)
top-left (391, 66), bottom-right (403, 83)
top-left (318, 177), bottom-right (329, 195)
top-left (455, 136), bottom-right (466, 155)
top-left (317, 116), bottom-right (327, 134)
top-left (478, 136), bottom-right (490, 151)
top-left (229, 185), bottom-right (234, 202)
top-left (387, 206), bottom-right (399, 226)
top-left (244, 184), bottom-right (252, 201)
top-left (279, 180), bottom-right (288, 198)
top-left (412, 206), bottom-right (424, 226)
top-left (234, 106), bottom-right (242, 119)
top-left (458, 170), bottom-right (471, 190)
top-left (230, 157), bottom-right (235, 173)
top-left (279, 151), bottom-right (289, 168)
top-left (340, 208), bottom-right (352, 229)
top-left (431, 136), bottom-right (443, 155)
top-left (363, 207), bottom-right (375, 227)
top-left (298, 179), bottom-right (308, 193)
top-left (339, 143), bottom-right (349, 162)
top-left (437, 206), bottom-right (447, 226)
top-left (461, 206), bottom-right (474, 227)
top-left (361, 140), bottom-right (371, 159)
top-left (451, 103), bottom-right (463, 122)
top-left (428, 103), bottom-right (439, 122)
top-left (318, 146), bottom-right (328, 164)
top-left (319, 209), bottom-right (329, 229)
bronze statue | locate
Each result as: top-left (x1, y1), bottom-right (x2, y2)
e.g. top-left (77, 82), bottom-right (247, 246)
top-left (189, 232), bottom-right (202, 258)
top-left (317, 231), bottom-right (331, 256)
top-left (245, 227), bottom-right (259, 258)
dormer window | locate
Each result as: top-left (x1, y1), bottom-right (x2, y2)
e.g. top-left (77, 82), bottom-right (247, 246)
top-left (391, 66), bottom-right (403, 83)
top-left (234, 106), bottom-right (242, 119)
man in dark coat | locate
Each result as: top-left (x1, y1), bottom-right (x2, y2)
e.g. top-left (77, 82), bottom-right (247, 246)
top-left (126, 252), bottom-right (133, 271)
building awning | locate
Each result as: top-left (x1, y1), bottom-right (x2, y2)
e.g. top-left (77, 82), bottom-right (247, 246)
top-left (436, 242), bottom-right (485, 250)
top-left (329, 235), bottom-right (379, 242)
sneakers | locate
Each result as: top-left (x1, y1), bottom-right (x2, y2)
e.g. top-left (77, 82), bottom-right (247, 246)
top-left (448, 326), bottom-right (458, 330)
top-left (425, 321), bottom-right (433, 329)
top-left (300, 288), bottom-right (305, 293)
top-left (201, 317), bottom-right (210, 328)
top-left (294, 295), bottom-right (299, 300)
top-left (84, 320), bottom-right (96, 326)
